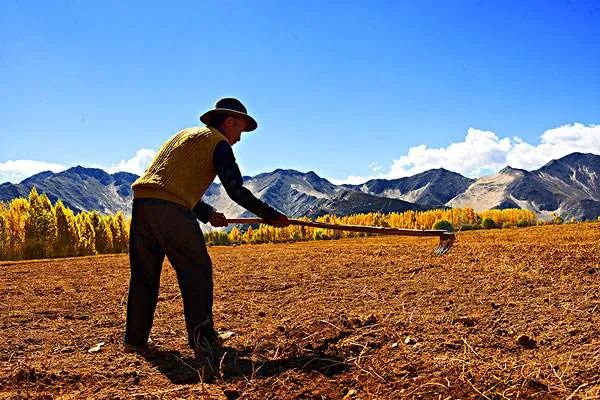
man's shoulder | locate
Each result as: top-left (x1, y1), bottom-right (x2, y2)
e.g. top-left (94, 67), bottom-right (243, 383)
top-left (167, 126), bottom-right (219, 144)
top-left (181, 126), bottom-right (228, 141)
top-left (178, 126), bottom-right (211, 136)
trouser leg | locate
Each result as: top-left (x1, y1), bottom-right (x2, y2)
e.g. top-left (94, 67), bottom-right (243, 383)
top-left (162, 214), bottom-right (214, 348)
top-left (173, 249), bottom-right (214, 348)
top-left (124, 206), bottom-right (165, 346)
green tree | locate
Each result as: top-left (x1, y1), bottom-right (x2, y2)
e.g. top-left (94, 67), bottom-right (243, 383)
top-left (481, 217), bottom-right (496, 229)
top-left (516, 219), bottom-right (529, 228)
top-left (551, 212), bottom-right (564, 225)
top-left (432, 219), bottom-right (454, 231)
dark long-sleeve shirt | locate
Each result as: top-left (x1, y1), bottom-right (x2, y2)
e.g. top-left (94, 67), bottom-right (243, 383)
top-left (192, 140), bottom-right (283, 223)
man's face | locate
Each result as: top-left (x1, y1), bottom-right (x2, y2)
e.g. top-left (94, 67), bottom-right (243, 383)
top-left (222, 117), bottom-right (247, 145)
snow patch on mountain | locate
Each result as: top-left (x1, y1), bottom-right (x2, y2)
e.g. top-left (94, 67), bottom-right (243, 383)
top-left (447, 170), bottom-right (519, 211)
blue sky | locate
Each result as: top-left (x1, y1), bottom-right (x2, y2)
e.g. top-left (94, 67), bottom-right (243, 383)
top-left (1, 0), bottom-right (599, 184)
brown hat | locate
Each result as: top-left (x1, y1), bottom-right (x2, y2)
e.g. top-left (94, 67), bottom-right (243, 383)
top-left (200, 98), bottom-right (258, 132)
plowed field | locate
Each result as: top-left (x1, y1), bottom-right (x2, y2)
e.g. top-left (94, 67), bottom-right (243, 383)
top-left (1, 223), bottom-right (599, 399)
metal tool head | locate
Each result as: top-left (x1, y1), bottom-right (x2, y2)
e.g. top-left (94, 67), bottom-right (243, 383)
top-left (434, 233), bottom-right (455, 256)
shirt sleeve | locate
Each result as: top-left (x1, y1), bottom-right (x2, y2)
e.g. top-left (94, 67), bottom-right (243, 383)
top-left (212, 140), bottom-right (283, 221)
top-left (192, 200), bottom-right (216, 223)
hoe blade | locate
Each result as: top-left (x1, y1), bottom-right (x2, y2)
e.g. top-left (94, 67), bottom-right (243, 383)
top-left (435, 234), bottom-right (455, 256)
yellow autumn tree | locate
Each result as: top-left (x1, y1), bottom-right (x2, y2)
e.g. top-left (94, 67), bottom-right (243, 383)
top-left (76, 212), bottom-right (96, 255)
top-left (242, 226), bottom-right (254, 243)
top-left (53, 200), bottom-right (79, 258)
top-left (109, 211), bottom-right (129, 253)
top-left (0, 203), bottom-right (8, 260)
top-left (228, 226), bottom-right (242, 243)
top-left (24, 188), bottom-right (58, 259)
top-left (4, 198), bottom-right (29, 259)
top-left (89, 211), bottom-right (114, 254)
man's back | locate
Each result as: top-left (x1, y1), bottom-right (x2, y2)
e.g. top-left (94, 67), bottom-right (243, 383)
top-left (132, 126), bottom-right (227, 209)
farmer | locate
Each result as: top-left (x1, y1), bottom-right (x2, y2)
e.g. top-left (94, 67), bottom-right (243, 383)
top-left (124, 97), bottom-right (289, 360)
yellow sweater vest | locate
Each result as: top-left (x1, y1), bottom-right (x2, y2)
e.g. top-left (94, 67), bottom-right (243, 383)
top-left (132, 126), bottom-right (228, 209)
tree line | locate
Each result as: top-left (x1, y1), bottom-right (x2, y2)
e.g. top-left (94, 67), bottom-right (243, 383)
top-left (0, 188), bottom-right (129, 260)
top-left (205, 207), bottom-right (540, 245)
top-left (1, 187), bottom-right (548, 259)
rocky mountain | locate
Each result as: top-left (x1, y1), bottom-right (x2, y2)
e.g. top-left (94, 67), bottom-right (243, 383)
top-left (203, 169), bottom-right (426, 218)
top-left (448, 152), bottom-right (600, 220)
top-left (1, 152), bottom-right (599, 220)
top-left (304, 190), bottom-right (427, 217)
top-left (344, 168), bottom-right (474, 207)
top-left (0, 166), bottom-right (137, 215)
top-left (0, 167), bottom-right (427, 218)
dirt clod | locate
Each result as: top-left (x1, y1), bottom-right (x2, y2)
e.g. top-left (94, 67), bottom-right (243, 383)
top-left (516, 334), bottom-right (537, 349)
top-left (404, 336), bottom-right (417, 345)
top-left (454, 316), bottom-right (477, 327)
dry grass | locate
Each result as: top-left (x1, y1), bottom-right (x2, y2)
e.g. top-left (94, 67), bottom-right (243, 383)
top-left (1, 223), bottom-right (599, 399)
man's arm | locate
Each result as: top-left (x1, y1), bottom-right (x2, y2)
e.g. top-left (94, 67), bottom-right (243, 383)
top-left (212, 140), bottom-right (286, 223)
top-left (192, 200), bottom-right (216, 223)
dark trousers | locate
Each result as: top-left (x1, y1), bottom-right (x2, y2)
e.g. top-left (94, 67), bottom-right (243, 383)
top-left (124, 198), bottom-right (214, 349)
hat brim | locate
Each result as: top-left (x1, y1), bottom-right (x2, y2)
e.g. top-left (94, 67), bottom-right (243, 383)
top-left (200, 108), bottom-right (258, 132)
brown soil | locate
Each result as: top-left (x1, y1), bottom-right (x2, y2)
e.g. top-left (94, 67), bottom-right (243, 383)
top-left (1, 223), bottom-right (599, 399)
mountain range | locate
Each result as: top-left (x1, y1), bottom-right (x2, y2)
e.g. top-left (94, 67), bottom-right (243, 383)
top-left (1, 152), bottom-right (599, 221)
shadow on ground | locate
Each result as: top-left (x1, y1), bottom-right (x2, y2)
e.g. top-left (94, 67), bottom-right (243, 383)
top-left (137, 345), bottom-right (348, 384)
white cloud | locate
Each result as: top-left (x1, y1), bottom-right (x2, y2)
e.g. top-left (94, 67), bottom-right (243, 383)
top-left (0, 160), bottom-right (66, 184)
top-left (106, 149), bottom-right (156, 175)
top-left (506, 123), bottom-right (600, 171)
top-left (386, 128), bottom-right (514, 178)
top-left (369, 162), bottom-right (382, 172)
top-left (330, 122), bottom-right (600, 183)
top-left (328, 175), bottom-right (370, 185)
top-left (0, 148), bottom-right (156, 184)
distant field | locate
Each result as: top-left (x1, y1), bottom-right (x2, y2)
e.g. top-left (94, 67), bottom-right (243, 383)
top-left (1, 223), bottom-right (599, 399)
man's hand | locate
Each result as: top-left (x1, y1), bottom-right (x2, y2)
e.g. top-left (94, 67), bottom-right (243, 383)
top-left (209, 212), bottom-right (227, 227)
top-left (268, 214), bottom-right (290, 228)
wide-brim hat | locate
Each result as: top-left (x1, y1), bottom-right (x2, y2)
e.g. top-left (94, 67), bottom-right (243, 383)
top-left (200, 97), bottom-right (258, 132)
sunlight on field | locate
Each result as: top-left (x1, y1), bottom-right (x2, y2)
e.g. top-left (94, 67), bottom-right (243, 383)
top-left (1, 223), bottom-right (599, 399)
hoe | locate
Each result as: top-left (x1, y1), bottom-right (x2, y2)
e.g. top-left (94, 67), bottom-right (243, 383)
top-left (226, 218), bottom-right (455, 256)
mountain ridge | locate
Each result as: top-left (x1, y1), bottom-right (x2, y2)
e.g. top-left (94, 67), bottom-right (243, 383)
top-left (1, 153), bottom-right (599, 220)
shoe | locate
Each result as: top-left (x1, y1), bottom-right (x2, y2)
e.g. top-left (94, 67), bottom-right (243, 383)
top-left (123, 343), bottom-right (149, 354)
top-left (194, 334), bottom-right (225, 360)
top-left (123, 338), bottom-right (155, 354)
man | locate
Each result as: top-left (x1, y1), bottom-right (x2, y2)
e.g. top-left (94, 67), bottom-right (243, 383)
top-left (124, 98), bottom-right (289, 360)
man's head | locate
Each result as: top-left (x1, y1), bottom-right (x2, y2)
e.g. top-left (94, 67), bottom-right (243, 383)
top-left (200, 98), bottom-right (257, 145)
top-left (211, 115), bottom-right (247, 145)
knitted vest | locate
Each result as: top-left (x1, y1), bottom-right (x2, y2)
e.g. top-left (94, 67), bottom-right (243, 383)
top-left (132, 126), bottom-right (228, 209)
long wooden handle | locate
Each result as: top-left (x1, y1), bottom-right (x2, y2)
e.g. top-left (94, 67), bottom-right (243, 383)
top-left (225, 218), bottom-right (453, 238)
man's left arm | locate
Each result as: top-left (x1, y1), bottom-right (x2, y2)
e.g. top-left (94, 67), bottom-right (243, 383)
top-left (213, 140), bottom-right (289, 226)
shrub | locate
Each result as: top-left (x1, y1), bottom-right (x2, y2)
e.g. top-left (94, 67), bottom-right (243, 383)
top-left (502, 222), bottom-right (514, 229)
top-left (432, 219), bottom-right (454, 231)
top-left (481, 217), bottom-right (496, 229)
top-left (516, 219), bottom-right (529, 228)
top-left (313, 230), bottom-right (331, 241)
top-left (459, 223), bottom-right (476, 231)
